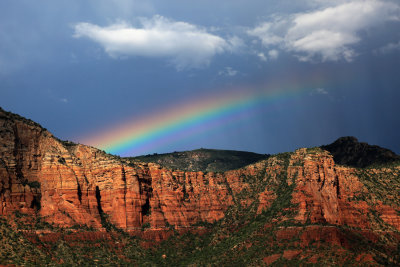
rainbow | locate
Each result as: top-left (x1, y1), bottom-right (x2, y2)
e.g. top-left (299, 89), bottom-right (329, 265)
top-left (81, 80), bottom-right (320, 156)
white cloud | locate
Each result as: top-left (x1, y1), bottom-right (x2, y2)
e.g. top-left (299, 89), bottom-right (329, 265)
top-left (247, 22), bottom-right (284, 47)
top-left (248, 0), bottom-right (400, 62)
top-left (254, 49), bottom-right (278, 62)
top-left (226, 36), bottom-right (245, 52)
top-left (219, 67), bottom-right (238, 77)
top-left (60, 98), bottom-right (69, 103)
top-left (268, 49), bottom-right (279, 60)
top-left (257, 52), bottom-right (267, 61)
top-left (74, 15), bottom-right (238, 70)
top-left (377, 40), bottom-right (400, 54)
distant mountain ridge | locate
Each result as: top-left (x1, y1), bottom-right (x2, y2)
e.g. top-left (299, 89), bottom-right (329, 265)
top-left (129, 148), bottom-right (269, 172)
top-left (128, 137), bottom-right (399, 172)
top-left (321, 136), bottom-right (400, 168)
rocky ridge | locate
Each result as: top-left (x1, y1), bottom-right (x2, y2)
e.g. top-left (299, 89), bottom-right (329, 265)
top-left (1, 107), bottom-right (399, 231)
top-left (321, 136), bottom-right (400, 168)
top-left (1, 107), bottom-right (400, 265)
top-left (130, 148), bottom-right (269, 172)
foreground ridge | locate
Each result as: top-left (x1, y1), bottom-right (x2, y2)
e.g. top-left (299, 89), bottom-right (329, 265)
top-left (0, 107), bottom-right (399, 266)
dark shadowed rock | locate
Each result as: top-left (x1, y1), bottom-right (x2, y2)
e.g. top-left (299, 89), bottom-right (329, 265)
top-left (129, 149), bottom-right (269, 172)
top-left (321, 136), bottom-right (400, 168)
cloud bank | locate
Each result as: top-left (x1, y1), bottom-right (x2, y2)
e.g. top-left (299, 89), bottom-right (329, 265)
top-left (74, 15), bottom-right (237, 70)
top-left (248, 0), bottom-right (400, 62)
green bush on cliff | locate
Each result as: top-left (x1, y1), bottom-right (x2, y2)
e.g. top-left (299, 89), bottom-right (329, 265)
top-left (27, 181), bottom-right (41, 189)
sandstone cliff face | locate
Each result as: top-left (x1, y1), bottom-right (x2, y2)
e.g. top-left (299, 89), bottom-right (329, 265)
top-left (0, 108), bottom-right (239, 229)
top-left (289, 148), bottom-right (400, 231)
top-left (1, 108), bottom-right (399, 234)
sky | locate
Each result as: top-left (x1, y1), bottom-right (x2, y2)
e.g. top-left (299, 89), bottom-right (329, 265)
top-left (1, 0), bottom-right (400, 156)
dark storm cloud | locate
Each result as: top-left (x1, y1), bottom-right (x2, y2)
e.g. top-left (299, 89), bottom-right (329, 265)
top-left (0, 0), bottom-right (399, 155)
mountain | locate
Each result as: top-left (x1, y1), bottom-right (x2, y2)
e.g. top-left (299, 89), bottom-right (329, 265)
top-left (129, 148), bottom-right (269, 172)
top-left (0, 106), bottom-right (399, 266)
top-left (321, 136), bottom-right (400, 168)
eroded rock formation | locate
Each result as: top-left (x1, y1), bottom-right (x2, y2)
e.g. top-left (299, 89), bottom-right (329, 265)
top-left (1, 107), bottom-right (399, 235)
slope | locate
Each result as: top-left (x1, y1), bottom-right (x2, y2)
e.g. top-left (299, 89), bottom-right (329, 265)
top-left (129, 148), bottom-right (269, 172)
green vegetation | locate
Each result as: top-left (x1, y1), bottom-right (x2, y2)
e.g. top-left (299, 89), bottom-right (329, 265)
top-left (306, 147), bottom-right (324, 154)
top-left (0, 217), bottom-right (50, 266)
top-left (141, 222), bottom-right (151, 231)
top-left (1, 150), bottom-right (399, 266)
top-left (0, 107), bottom-right (47, 132)
top-left (60, 140), bottom-right (78, 147)
top-left (13, 211), bottom-right (54, 230)
top-left (128, 148), bottom-right (269, 172)
top-left (28, 181), bottom-right (41, 189)
top-left (58, 157), bottom-right (66, 164)
top-left (20, 178), bottom-right (42, 189)
top-left (356, 167), bottom-right (400, 207)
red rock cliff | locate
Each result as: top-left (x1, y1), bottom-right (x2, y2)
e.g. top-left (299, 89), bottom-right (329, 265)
top-left (1, 108), bottom-right (399, 233)
top-left (0, 108), bottom-right (239, 229)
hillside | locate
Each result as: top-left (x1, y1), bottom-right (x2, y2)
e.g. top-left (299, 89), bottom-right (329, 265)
top-left (0, 107), bottom-right (400, 266)
top-left (129, 148), bottom-right (269, 172)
